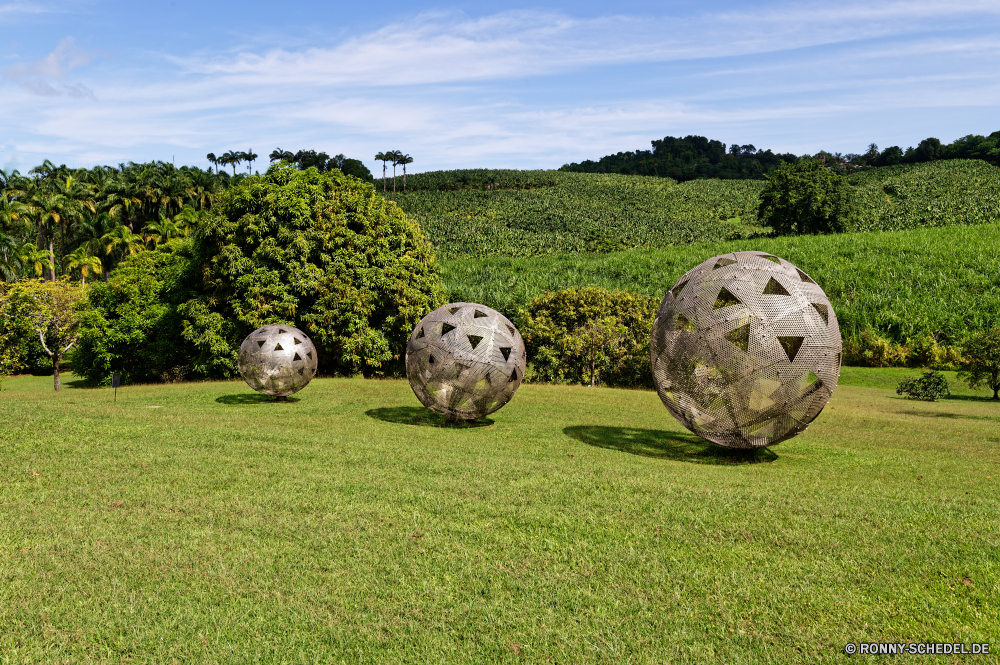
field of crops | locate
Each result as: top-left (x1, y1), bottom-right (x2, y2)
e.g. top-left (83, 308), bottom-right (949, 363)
top-left (387, 172), bottom-right (766, 258)
top-left (441, 224), bottom-right (1000, 349)
top-left (387, 160), bottom-right (1000, 258)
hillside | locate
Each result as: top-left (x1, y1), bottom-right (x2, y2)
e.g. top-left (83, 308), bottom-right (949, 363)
top-left (440, 224), bottom-right (1000, 353)
top-left (386, 160), bottom-right (1000, 258)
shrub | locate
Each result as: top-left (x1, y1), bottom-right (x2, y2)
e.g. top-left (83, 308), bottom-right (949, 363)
top-left (73, 165), bottom-right (444, 382)
top-left (519, 287), bottom-right (657, 388)
top-left (957, 326), bottom-right (1000, 400)
top-left (757, 160), bottom-right (857, 235)
top-left (896, 370), bottom-right (951, 401)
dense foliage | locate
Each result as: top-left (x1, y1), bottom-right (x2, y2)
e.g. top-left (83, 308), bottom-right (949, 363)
top-left (758, 161), bottom-right (857, 235)
top-left (560, 135), bottom-right (798, 181)
top-left (73, 166), bottom-right (443, 384)
top-left (387, 160), bottom-right (1000, 258)
top-left (957, 327), bottom-right (1000, 400)
top-left (441, 224), bottom-right (1000, 369)
top-left (561, 130), bottom-right (1000, 181)
top-left (519, 288), bottom-right (657, 388)
top-left (896, 370), bottom-right (951, 401)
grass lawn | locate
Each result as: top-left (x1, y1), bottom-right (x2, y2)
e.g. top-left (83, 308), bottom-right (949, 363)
top-left (1, 370), bottom-right (997, 663)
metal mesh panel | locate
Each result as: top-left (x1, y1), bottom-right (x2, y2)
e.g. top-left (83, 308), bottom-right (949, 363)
top-left (239, 324), bottom-right (319, 397)
top-left (406, 303), bottom-right (527, 420)
top-left (650, 251), bottom-right (841, 448)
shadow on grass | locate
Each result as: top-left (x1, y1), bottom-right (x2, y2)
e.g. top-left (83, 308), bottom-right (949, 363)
top-left (216, 393), bottom-right (301, 405)
top-left (366, 406), bottom-right (494, 428)
top-left (946, 394), bottom-right (1000, 404)
top-left (564, 425), bottom-right (778, 465)
top-left (898, 409), bottom-right (999, 422)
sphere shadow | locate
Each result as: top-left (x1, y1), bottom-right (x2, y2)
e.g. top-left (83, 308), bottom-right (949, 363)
top-left (563, 426), bottom-right (778, 465)
top-left (365, 406), bottom-right (494, 428)
top-left (216, 393), bottom-right (302, 405)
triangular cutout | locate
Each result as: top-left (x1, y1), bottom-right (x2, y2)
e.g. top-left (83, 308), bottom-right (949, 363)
top-left (725, 323), bottom-right (750, 352)
top-left (257, 340), bottom-right (265, 348)
top-left (499, 347), bottom-right (511, 361)
top-left (306, 351), bottom-right (313, 360)
top-left (278, 328), bottom-right (287, 334)
top-left (777, 336), bottom-right (805, 362)
top-left (448, 307), bottom-right (461, 315)
top-left (670, 280), bottom-right (688, 297)
top-left (713, 258), bottom-right (736, 270)
top-left (467, 334), bottom-right (483, 349)
top-left (674, 312), bottom-right (693, 331)
top-left (811, 302), bottom-right (829, 325)
top-left (763, 277), bottom-right (790, 296)
top-left (506, 324), bottom-right (515, 336)
top-left (758, 254), bottom-right (781, 264)
top-left (713, 287), bottom-right (740, 309)
top-left (274, 343), bottom-right (284, 351)
top-left (441, 322), bottom-right (456, 335)
top-left (455, 363), bottom-right (468, 375)
top-left (293, 352), bottom-right (302, 361)
top-left (416, 327), bottom-right (425, 339)
top-left (806, 370), bottom-right (820, 386)
top-left (796, 268), bottom-right (817, 284)
top-left (298, 368), bottom-right (304, 376)
top-left (474, 309), bottom-right (487, 318)
top-left (293, 337), bottom-right (302, 345)
top-left (509, 368), bottom-right (519, 382)
top-left (428, 354), bottom-right (435, 364)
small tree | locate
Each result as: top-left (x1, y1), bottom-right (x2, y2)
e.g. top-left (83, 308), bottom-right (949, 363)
top-left (757, 160), bottom-right (857, 235)
top-left (896, 370), bottom-right (950, 401)
top-left (2, 278), bottom-right (86, 391)
top-left (958, 327), bottom-right (1000, 400)
top-left (567, 316), bottom-right (629, 387)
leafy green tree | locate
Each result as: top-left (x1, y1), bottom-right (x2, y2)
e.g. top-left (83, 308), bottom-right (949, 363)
top-left (757, 160), bottom-right (857, 235)
top-left (1, 278), bottom-right (86, 390)
top-left (101, 225), bottom-right (144, 271)
top-left (181, 164), bottom-right (443, 377)
top-left (19, 244), bottom-right (54, 278)
top-left (957, 327), bottom-right (1000, 400)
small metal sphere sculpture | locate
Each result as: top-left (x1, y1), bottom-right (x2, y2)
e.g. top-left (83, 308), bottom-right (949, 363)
top-left (406, 303), bottom-right (527, 420)
top-left (238, 324), bottom-right (318, 397)
top-left (650, 251), bottom-right (841, 448)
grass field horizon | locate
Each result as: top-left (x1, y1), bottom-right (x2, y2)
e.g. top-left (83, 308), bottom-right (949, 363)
top-left (2, 371), bottom-right (997, 662)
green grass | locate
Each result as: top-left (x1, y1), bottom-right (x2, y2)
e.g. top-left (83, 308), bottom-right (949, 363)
top-left (390, 161), bottom-right (1000, 258)
top-left (1, 372), bottom-right (997, 663)
top-left (441, 223), bottom-right (1000, 346)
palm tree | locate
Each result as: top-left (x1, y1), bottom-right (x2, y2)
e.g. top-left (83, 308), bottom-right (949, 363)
top-left (388, 150), bottom-right (404, 192)
top-left (142, 213), bottom-right (181, 248)
top-left (101, 225), bottom-right (144, 271)
top-left (220, 151), bottom-right (241, 176)
top-left (19, 243), bottom-right (54, 278)
top-left (398, 154), bottom-right (414, 190)
top-left (243, 150), bottom-right (258, 174)
top-left (270, 148), bottom-right (295, 164)
top-left (63, 247), bottom-right (102, 288)
top-left (0, 232), bottom-right (23, 281)
top-left (206, 153), bottom-right (219, 174)
top-left (173, 205), bottom-right (204, 236)
top-left (374, 152), bottom-right (389, 192)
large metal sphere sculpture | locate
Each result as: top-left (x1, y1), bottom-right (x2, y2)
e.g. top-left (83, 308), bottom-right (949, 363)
top-left (650, 251), bottom-right (841, 448)
top-left (238, 324), bottom-right (318, 397)
top-left (406, 303), bottom-right (527, 420)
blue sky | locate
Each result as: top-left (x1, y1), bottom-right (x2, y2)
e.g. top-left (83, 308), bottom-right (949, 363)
top-left (2, 0), bottom-right (999, 175)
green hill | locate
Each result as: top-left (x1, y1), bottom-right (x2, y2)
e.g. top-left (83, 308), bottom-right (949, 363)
top-left (440, 224), bottom-right (1000, 358)
top-left (386, 160), bottom-right (1000, 258)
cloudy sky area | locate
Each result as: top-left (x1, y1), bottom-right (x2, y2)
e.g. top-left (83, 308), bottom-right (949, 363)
top-left (2, 0), bottom-right (999, 175)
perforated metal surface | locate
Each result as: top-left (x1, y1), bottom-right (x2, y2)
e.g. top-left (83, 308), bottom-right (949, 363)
top-left (650, 251), bottom-right (841, 448)
top-left (406, 303), bottom-right (527, 420)
top-left (239, 324), bottom-right (318, 397)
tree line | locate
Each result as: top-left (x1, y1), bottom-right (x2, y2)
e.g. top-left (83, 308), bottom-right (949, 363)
top-left (561, 131), bottom-right (1000, 182)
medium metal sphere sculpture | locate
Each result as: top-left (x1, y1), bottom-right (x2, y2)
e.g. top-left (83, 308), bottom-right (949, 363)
top-left (650, 251), bottom-right (841, 448)
top-left (238, 324), bottom-right (318, 397)
top-left (406, 303), bottom-right (527, 420)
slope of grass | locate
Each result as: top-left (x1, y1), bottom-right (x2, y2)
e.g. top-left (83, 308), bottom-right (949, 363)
top-left (390, 161), bottom-right (1000, 258)
top-left (441, 224), bottom-right (1000, 346)
top-left (0, 373), bottom-right (997, 663)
